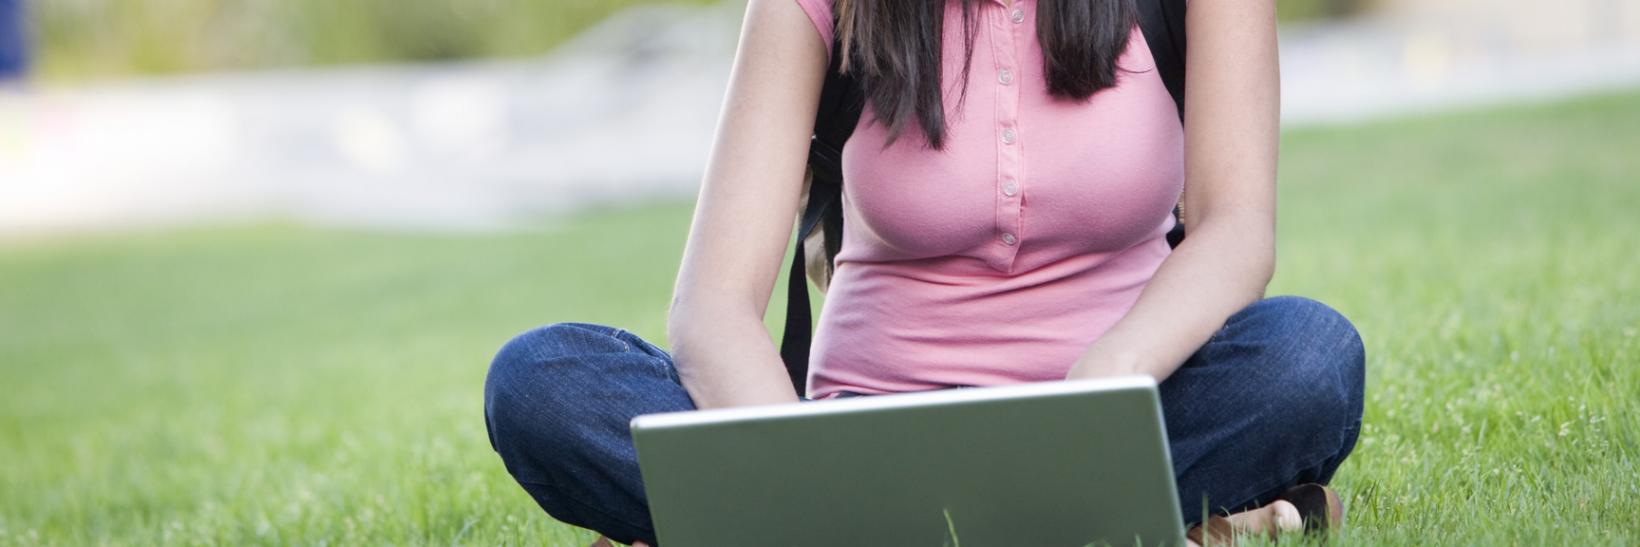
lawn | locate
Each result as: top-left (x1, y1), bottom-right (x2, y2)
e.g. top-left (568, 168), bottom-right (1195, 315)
top-left (2, 90), bottom-right (1638, 545)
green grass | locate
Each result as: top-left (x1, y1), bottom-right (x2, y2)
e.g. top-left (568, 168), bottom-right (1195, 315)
top-left (1274, 0), bottom-right (1364, 24)
top-left (2, 90), bottom-right (1639, 545)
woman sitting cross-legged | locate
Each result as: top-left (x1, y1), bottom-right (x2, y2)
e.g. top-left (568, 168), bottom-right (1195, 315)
top-left (484, 0), bottom-right (1364, 545)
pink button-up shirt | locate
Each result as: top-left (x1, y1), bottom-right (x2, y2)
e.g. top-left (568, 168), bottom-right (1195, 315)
top-left (795, 0), bottom-right (1184, 398)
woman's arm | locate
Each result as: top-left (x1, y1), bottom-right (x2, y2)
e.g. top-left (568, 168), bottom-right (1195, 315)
top-left (667, 0), bottom-right (828, 408)
top-left (1066, 0), bottom-right (1280, 381)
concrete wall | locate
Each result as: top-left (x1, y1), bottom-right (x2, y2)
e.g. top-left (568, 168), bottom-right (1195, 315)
top-left (1369, 0), bottom-right (1640, 51)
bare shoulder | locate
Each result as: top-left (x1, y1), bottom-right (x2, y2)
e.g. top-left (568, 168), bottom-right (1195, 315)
top-left (712, 0), bottom-right (832, 175)
top-left (740, 0), bottom-right (831, 73)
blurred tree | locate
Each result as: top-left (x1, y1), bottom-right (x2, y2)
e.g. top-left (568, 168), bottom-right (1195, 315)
top-left (30, 0), bottom-right (1366, 82)
top-left (31, 0), bottom-right (717, 81)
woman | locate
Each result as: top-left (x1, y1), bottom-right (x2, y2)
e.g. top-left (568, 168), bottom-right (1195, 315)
top-left (484, 0), bottom-right (1365, 545)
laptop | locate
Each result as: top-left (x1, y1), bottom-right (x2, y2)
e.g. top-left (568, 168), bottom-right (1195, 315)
top-left (630, 375), bottom-right (1186, 546)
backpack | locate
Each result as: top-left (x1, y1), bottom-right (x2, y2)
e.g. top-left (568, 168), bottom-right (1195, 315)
top-left (780, 0), bottom-right (1189, 393)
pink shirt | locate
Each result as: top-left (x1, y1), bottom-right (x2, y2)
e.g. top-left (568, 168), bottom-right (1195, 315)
top-left (795, 0), bottom-right (1184, 398)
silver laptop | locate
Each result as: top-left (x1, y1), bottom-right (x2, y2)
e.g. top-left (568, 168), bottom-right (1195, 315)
top-left (631, 375), bottom-right (1186, 546)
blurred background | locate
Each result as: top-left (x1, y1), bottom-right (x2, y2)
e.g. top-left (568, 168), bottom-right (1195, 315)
top-left (4, 0), bottom-right (1638, 234)
top-left (2, 0), bottom-right (1638, 545)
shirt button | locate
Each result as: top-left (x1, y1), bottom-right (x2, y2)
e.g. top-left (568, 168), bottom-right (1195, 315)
top-left (1001, 128), bottom-right (1016, 144)
top-left (998, 68), bottom-right (1013, 85)
top-left (1010, 8), bottom-right (1025, 23)
top-left (1001, 232), bottom-right (1018, 246)
top-left (1002, 179), bottom-right (1019, 197)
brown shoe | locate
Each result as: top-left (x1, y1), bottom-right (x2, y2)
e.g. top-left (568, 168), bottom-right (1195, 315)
top-left (1186, 515), bottom-right (1236, 546)
top-left (1277, 483), bottom-right (1345, 534)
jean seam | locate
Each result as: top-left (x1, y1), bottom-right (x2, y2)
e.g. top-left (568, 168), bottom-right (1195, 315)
top-left (618, 329), bottom-right (680, 379)
top-left (1207, 324), bottom-right (1232, 344)
top-left (607, 327), bottom-right (634, 352)
top-left (514, 475), bottom-right (653, 539)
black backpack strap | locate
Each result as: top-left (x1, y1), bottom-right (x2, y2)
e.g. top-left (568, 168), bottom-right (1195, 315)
top-left (1138, 0), bottom-right (1187, 121)
top-left (779, 25), bottom-right (864, 395)
top-left (1137, 0), bottom-right (1189, 247)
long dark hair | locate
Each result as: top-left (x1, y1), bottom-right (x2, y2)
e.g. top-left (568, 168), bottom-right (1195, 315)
top-left (836, 0), bottom-right (1135, 149)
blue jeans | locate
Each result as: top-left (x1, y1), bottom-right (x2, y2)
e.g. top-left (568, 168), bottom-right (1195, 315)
top-left (483, 296), bottom-right (1365, 545)
top-left (0, 0), bottom-right (25, 80)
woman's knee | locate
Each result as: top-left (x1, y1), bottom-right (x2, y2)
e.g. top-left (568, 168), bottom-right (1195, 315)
top-left (481, 324), bottom-right (674, 542)
top-left (1242, 297), bottom-right (1366, 440)
top-left (483, 323), bottom-right (626, 451)
top-left (488, 321), bottom-right (627, 390)
top-left (492, 320), bottom-right (626, 369)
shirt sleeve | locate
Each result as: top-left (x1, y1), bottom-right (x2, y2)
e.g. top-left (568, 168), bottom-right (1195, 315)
top-left (794, 0), bottom-right (835, 63)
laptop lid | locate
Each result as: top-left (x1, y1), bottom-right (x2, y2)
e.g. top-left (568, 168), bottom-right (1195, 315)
top-left (631, 376), bottom-right (1186, 546)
